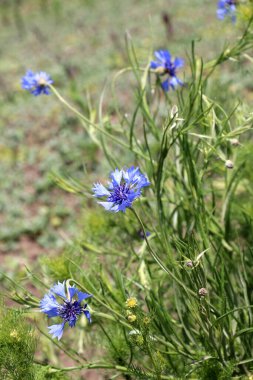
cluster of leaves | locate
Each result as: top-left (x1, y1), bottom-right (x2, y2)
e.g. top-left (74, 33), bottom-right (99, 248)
top-left (0, 306), bottom-right (36, 380)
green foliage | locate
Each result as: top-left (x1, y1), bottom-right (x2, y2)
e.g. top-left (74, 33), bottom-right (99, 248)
top-left (34, 365), bottom-right (69, 380)
top-left (80, 207), bottom-right (117, 242)
top-left (40, 246), bottom-right (83, 282)
top-left (196, 359), bottom-right (235, 380)
top-left (0, 306), bottom-right (37, 380)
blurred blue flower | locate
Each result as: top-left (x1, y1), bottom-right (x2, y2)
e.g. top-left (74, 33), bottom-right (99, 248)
top-left (150, 50), bottom-right (184, 91)
top-left (139, 230), bottom-right (151, 239)
top-left (21, 70), bottom-right (53, 96)
top-left (217, 0), bottom-right (236, 22)
top-left (40, 281), bottom-right (92, 340)
top-left (93, 166), bottom-right (150, 212)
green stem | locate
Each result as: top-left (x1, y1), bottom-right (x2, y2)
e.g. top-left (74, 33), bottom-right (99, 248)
top-left (50, 85), bottom-right (150, 162)
top-left (37, 326), bottom-right (82, 363)
top-left (48, 362), bottom-right (174, 379)
top-left (130, 207), bottom-right (197, 298)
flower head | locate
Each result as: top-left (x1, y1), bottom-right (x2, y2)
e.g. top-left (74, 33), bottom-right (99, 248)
top-left (21, 70), bottom-right (53, 96)
top-left (126, 297), bottom-right (138, 308)
top-left (93, 166), bottom-right (150, 213)
top-left (150, 50), bottom-right (184, 92)
top-left (40, 281), bottom-right (92, 340)
top-left (217, 0), bottom-right (236, 22)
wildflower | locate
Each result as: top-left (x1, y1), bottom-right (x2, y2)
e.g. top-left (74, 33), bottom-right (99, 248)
top-left (217, 0), bottom-right (236, 23)
top-left (93, 167), bottom-right (150, 213)
top-left (21, 70), bottom-right (53, 96)
top-left (40, 281), bottom-right (92, 340)
top-left (198, 288), bottom-right (208, 297)
top-left (225, 159), bottom-right (234, 169)
top-left (126, 297), bottom-right (138, 308)
top-left (127, 314), bottom-right (137, 323)
top-left (150, 50), bottom-right (184, 91)
top-left (10, 330), bottom-right (20, 341)
top-left (143, 316), bottom-right (151, 325)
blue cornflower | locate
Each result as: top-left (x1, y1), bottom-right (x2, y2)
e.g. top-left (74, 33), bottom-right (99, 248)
top-left (150, 50), bottom-right (184, 92)
top-left (217, 0), bottom-right (236, 22)
top-left (40, 281), bottom-right (92, 340)
top-left (21, 70), bottom-right (53, 96)
top-left (93, 166), bottom-right (150, 213)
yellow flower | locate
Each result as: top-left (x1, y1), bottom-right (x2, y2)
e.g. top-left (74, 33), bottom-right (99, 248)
top-left (127, 314), bottom-right (137, 323)
top-left (10, 329), bottom-right (20, 341)
top-left (126, 297), bottom-right (137, 308)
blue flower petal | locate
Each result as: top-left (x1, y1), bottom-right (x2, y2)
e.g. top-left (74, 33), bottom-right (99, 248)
top-left (77, 291), bottom-right (93, 302)
top-left (21, 70), bottom-right (36, 90)
top-left (155, 50), bottom-right (171, 63)
top-left (40, 293), bottom-right (60, 317)
top-left (169, 76), bottom-right (180, 88)
top-left (93, 183), bottom-right (111, 197)
top-left (34, 71), bottom-right (53, 86)
top-left (68, 286), bottom-right (77, 301)
top-left (97, 201), bottom-right (115, 211)
top-left (84, 310), bottom-right (92, 323)
top-left (217, 0), bottom-right (236, 22)
top-left (110, 169), bottom-right (123, 186)
top-left (68, 319), bottom-right (76, 328)
top-left (150, 61), bottom-right (160, 69)
top-left (174, 57), bottom-right (184, 69)
top-left (51, 281), bottom-right (66, 299)
top-left (48, 323), bottom-right (65, 340)
top-left (217, 8), bottom-right (226, 19)
top-left (161, 79), bottom-right (169, 92)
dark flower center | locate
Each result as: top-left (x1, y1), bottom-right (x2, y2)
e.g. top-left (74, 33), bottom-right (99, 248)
top-left (226, 0), bottom-right (236, 5)
top-left (165, 63), bottom-right (176, 77)
top-left (58, 300), bottom-right (83, 324)
top-left (109, 183), bottom-right (130, 204)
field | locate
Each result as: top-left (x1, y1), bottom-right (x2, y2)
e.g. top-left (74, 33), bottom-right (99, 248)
top-left (1, 1), bottom-right (253, 379)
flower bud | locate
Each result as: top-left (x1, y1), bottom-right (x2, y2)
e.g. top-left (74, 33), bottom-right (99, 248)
top-left (136, 335), bottom-right (144, 346)
top-left (186, 260), bottom-right (193, 268)
top-left (198, 288), bottom-right (208, 297)
top-left (170, 105), bottom-right (178, 118)
top-left (143, 316), bottom-right (151, 325)
top-left (127, 314), bottom-right (137, 323)
top-left (225, 160), bottom-right (234, 169)
top-left (230, 138), bottom-right (239, 147)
